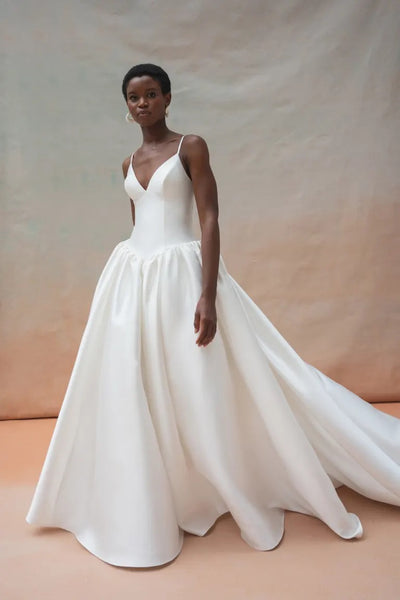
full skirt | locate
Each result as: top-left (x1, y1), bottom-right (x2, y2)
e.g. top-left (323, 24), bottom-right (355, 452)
top-left (26, 239), bottom-right (400, 567)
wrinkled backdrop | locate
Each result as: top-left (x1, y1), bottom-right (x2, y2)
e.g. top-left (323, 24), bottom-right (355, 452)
top-left (1, 0), bottom-right (399, 418)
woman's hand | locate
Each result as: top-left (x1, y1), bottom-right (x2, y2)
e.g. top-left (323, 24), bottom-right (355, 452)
top-left (194, 294), bottom-right (217, 346)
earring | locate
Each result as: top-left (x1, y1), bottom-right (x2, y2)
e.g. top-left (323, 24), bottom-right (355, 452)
top-left (125, 112), bottom-right (135, 123)
top-left (165, 107), bottom-right (169, 117)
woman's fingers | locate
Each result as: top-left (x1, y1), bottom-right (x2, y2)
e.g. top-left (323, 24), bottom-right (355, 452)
top-left (195, 318), bottom-right (217, 346)
top-left (193, 310), bottom-right (200, 333)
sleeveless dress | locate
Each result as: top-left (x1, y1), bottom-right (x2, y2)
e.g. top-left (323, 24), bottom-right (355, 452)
top-left (26, 135), bottom-right (400, 567)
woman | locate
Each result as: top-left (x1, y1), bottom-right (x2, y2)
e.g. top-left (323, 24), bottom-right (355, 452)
top-left (121, 65), bottom-right (219, 349)
top-left (26, 64), bottom-right (400, 568)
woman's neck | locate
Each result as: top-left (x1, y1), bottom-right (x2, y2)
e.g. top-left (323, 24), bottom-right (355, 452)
top-left (140, 122), bottom-right (171, 146)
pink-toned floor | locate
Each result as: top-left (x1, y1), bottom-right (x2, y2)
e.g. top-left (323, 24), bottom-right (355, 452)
top-left (1, 404), bottom-right (399, 600)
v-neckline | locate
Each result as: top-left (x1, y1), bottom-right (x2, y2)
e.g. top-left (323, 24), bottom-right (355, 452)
top-left (130, 153), bottom-right (177, 192)
top-left (130, 136), bottom-right (185, 192)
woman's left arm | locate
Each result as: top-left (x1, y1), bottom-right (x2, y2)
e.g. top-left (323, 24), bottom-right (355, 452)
top-left (183, 135), bottom-right (220, 347)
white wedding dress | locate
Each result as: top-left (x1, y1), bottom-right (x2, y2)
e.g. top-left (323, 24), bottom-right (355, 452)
top-left (26, 135), bottom-right (400, 567)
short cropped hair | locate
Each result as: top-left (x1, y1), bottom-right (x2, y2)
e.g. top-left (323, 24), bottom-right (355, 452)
top-left (122, 64), bottom-right (171, 100)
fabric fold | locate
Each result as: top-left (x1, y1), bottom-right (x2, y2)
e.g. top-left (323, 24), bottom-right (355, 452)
top-left (26, 239), bottom-right (400, 567)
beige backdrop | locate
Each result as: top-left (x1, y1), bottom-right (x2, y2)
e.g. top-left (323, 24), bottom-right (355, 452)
top-left (1, 0), bottom-right (399, 419)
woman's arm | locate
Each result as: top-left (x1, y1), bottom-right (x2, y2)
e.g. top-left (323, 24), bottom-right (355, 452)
top-left (122, 157), bottom-right (135, 226)
top-left (182, 135), bottom-right (220, 347)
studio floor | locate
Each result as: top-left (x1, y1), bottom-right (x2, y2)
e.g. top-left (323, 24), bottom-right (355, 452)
top-left (1, 403), bottom-right (399, 600)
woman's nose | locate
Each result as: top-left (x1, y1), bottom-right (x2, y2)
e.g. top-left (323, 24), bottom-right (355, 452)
top-left (138, 97), bottom-right (148, 107)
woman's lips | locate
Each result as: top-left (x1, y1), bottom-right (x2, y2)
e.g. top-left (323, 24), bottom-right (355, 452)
top-left (137, 111), bottom-right (150, 116)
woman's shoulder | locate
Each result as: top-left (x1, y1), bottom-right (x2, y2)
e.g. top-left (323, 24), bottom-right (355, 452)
top-left (181, 134), bottom-right (210, 157)
top-left (182, 133), bottom-right (207, 146)
top-left (121, 154), bottom-right (132, 179)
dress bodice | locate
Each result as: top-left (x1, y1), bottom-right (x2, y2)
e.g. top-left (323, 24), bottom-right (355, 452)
top-left (123, 135), bottom-right (197, 258)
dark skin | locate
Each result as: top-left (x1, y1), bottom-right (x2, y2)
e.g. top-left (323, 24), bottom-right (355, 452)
top-left (122, 75), bottom-right (220, 347)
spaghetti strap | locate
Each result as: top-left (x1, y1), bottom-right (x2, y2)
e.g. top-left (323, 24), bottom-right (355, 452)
top-left (177, 135), bottom-right (185, 155)
top-left (130, 152), bottom-right (134, 167)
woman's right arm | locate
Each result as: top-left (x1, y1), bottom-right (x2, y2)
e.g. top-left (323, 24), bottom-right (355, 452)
top-left (122, 157), bottom-right (135, 226)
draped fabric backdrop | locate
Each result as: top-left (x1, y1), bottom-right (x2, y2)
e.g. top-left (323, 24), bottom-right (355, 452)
top-left (1, 0), bottom-right (399, 418)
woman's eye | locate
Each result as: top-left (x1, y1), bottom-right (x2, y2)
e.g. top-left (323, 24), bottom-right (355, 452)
top-left (148, 91), bottom-right (156, 98)
top-left (129, 96), bottom-right (137, 102)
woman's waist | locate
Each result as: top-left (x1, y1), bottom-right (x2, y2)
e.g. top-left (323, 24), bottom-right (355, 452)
top-left (123, 226), bottom-right (198, 258)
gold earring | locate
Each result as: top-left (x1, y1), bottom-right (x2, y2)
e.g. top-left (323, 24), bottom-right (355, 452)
top-left (125, 112), bottom-right (135, 123)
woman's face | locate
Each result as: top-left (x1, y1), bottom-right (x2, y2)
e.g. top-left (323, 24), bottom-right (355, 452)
top-left (126, 75), bottom-right (170, 125)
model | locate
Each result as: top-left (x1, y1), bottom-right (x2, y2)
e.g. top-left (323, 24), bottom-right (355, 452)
top-left (26, 64), bottom-right (400, 568)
